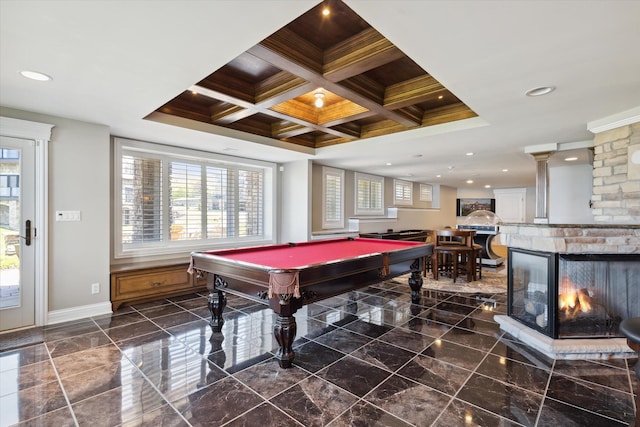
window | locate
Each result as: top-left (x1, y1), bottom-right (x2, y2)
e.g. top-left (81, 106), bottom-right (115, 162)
top-left (355, 172), bottom-right (384, 215)
top-left (0, 174), bottom-right (19, 198)
top-left (420, 183), bottom-right (433, 202)
top-left (322, 167), bottom-right (344, 229)
top-left (114, 138), bottom-right (275, 258)
top-left (393, 179), bottom-right (413, 205)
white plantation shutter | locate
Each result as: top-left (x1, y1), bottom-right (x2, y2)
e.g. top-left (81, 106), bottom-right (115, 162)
top-left (115, 138), bottom-right (274, 258)
top-left (238, 169), bottom-right (264, 237)
top-left (323, 167), bottom-right (344, 228)
top-left (355, 172), bottom-right (384, 215)
top-left (169, 161), bottom-right (202, 240)
top-left (420, 183), bottom-right (433, 202)
top-left (121, 154), bottom-right (162, 245)
top-left (394, 179), bottom-right (413, 205)
top-left (205, 166), bottom-right (229, 239)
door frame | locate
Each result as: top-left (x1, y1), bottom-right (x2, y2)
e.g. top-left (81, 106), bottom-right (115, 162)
top-left (0, 116), bottom-right (53, 327)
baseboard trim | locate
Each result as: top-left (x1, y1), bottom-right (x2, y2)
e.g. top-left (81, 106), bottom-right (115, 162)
top-left (47, 302), bottom-right (113, 325)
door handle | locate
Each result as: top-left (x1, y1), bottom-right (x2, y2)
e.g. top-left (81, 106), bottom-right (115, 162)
top-left (22, 219), bottom-right (32, 246)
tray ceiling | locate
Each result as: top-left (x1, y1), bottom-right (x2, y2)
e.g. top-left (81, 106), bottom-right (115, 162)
top-left (149, 0), bottom-right (477, 150)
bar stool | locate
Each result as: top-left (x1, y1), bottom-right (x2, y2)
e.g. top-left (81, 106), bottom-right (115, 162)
top-left (432, 229), bottom-right (476, 283)
top-left (619, 318), bottom-right (640, 426)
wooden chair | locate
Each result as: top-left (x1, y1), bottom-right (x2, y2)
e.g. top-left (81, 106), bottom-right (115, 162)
top-left (432, 229), bottom-right (478, 283)
top-left (422, 230), bottom-right (435, 277)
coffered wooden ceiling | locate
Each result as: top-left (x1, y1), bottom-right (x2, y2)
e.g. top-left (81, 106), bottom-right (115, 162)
top-left (150, 0), bottom-right (477, 150)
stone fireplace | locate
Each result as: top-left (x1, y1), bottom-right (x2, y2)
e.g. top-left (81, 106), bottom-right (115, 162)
top-left (496, 223), bottom-right (640, 359)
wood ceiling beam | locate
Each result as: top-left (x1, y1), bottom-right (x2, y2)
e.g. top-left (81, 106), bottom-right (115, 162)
top-left (321, 110), bottom-right (374, 128)
top-left (254, 70), bottom-right (313, 105)
top-left (271, 122), bottom-right (313, 139)
top-left (191, 83), bottom-right (354, 141)
top-left (323, 28), bottom-right (404, 82)
top-left (210, 105), bottom-right (248, 124)
top-left (247, 44), bottom-right (419, 128)
top-left (384, 75), bottom-right (446, 110)
top-left (422, 103), bottom-right (478, 126)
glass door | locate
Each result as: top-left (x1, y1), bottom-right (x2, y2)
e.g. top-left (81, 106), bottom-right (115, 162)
top-left (0, 136), bottom-right (35, 331)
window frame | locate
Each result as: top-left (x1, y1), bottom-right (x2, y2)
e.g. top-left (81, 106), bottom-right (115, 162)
top-left (393, 179), bottom-right (413, 206)
top-left (354, 172), bottom-right (384, 216)
top-left (322, 166), bottom-right (344, 229)
top-left (113, 137), bottom-right (276, 259)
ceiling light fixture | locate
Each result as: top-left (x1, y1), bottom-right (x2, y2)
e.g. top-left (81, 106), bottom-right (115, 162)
top-left (466, 152), bottom-right (474, 156)
top-left (564, 156), bottom-right (578, 161)
top-left (466, 180), bottom-right (474, 184)
top-left (314, 91), bottom-right (325, 108)
top-left (502, 169), bottom-right (509, 172)
top-left (385, 162), bottom-right (392, 166)
top-left (525, 86), bottom-right (555, 97)
top-left (322, 6), bottom-right (330, 16)
top-left (485, 185), bottom-right (491, 188)
top-left (20, 70), bottom-right (52, 81)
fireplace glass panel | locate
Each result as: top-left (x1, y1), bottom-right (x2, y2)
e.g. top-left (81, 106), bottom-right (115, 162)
top-left (508, 248), bottom-right (555, 337)
top-left (558, 254), bottom-right (639, 338)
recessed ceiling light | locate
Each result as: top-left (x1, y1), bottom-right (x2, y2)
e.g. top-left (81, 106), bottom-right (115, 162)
top-left (322, 7), bottom-right (330, 16)
top-left (502, 169), bottom-right (509, 172)
top-left (20, 70), bottom-right (52, 81)
top-left (484, 185), bottom-right (491, 188)
top-left (525, 86), bottom-right (555, 97)
top-left (466, 180), bottom-right (474, 184)
top-left (466, 152), bottom-right (474, 156)
top-left (564, 156), bottom-right (578, 161)
top-left (386, 162), bottom-right (392, 166)
top-left (437, 95), bottom-right (443, 100)
top-left (436, 174), bottom-right (442, 178)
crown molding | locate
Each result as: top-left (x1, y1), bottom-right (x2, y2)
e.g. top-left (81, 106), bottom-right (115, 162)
top-left (587, 106), bottom-right (640, 134)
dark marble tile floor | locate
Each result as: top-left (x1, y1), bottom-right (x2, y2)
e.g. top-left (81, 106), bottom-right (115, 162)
top-left (0, 279), bottom-right (637, 426)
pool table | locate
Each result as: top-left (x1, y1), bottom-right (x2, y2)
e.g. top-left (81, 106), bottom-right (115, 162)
top-left (189, 237), bottom-right (432, 368)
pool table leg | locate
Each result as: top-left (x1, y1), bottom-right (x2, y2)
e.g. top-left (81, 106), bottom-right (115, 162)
top-left (274, 315), bottom-right (297, 368)
top-left (208, 289), bottom-right (227, 332)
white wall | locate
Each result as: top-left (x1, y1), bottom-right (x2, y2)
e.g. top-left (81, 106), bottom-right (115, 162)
top-left (549, 163), bottom-right (594, 224)
top-left (279, 159), bottom-right (312, 243)
top-left (0, 107), bottom-right (110, 313)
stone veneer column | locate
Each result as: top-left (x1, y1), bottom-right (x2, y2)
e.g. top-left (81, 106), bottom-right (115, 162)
top-left (591, 122), bottom-right (640, 223)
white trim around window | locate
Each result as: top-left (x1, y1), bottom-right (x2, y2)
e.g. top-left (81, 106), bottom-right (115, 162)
top-left (113, 137), bottom-right (276, 259)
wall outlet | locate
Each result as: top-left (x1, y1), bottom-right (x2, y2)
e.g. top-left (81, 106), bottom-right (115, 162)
top-left (91, 282), bottom-right (100, 294)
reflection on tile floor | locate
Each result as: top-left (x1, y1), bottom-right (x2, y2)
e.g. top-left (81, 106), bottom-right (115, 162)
top-left (0, 278), bottom-right (637, 426)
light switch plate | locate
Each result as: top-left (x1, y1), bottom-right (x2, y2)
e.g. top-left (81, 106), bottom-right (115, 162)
top-left (55, 210), bottom-right (81, 221)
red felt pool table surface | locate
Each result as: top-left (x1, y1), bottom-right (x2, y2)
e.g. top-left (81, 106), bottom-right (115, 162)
top-left (198, 237), bottom-right (426, 270)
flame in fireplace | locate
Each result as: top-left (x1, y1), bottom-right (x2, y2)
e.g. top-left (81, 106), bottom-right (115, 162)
top-left (559, 276), bottom-right (592, 318)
